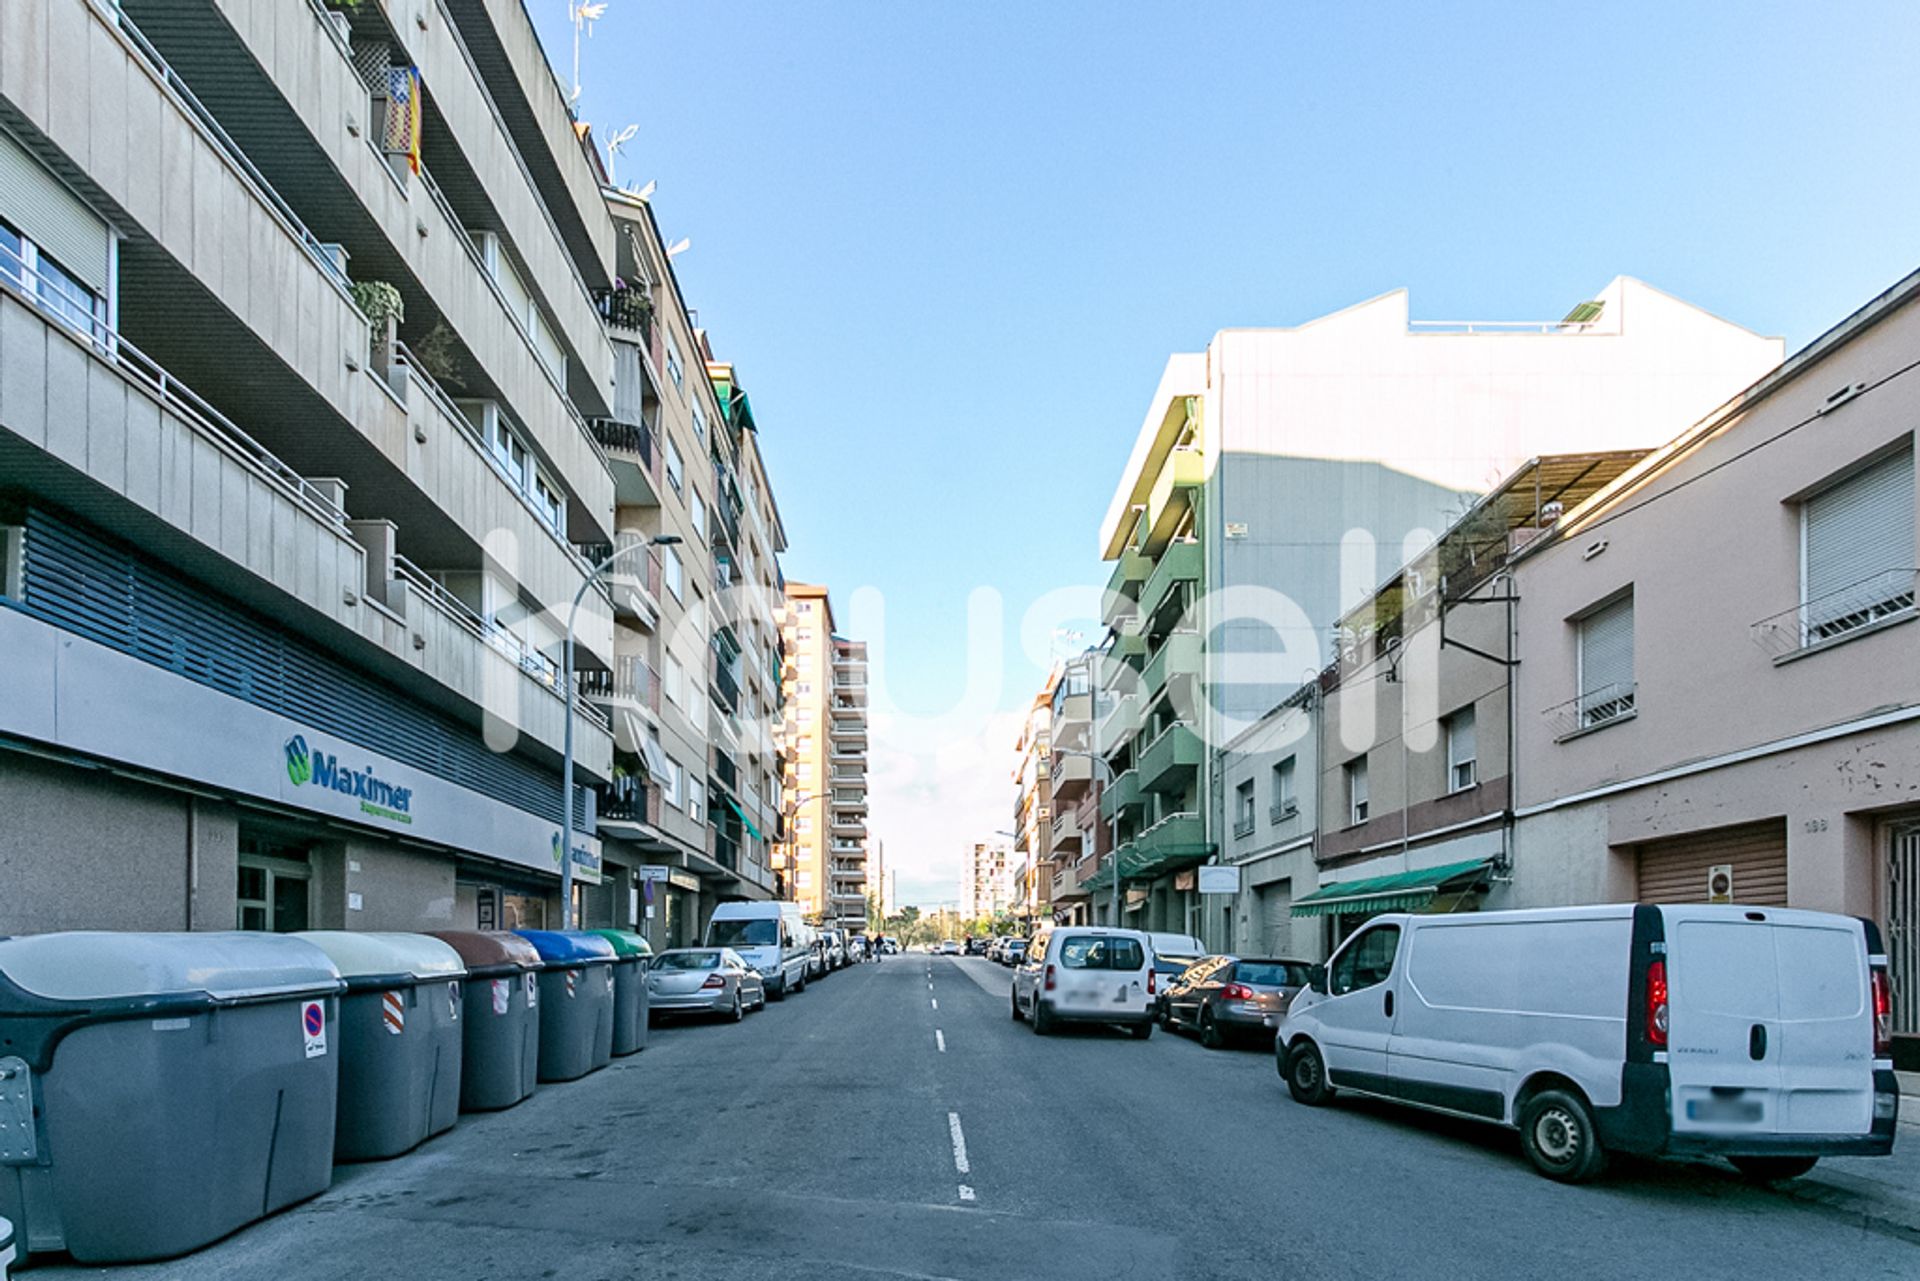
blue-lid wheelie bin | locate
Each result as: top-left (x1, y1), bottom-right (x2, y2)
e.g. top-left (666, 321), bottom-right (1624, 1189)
top-left (588, 929), bottom-right (652, 1055)
top-left (0, 932), bottom-right (343, 1265)
top-left (425, 931), bottom-right (543, 1111)
top-left (513, 931), bottom-right (616, 1081)
top-left (294, 933), bottom-right (466, 1161)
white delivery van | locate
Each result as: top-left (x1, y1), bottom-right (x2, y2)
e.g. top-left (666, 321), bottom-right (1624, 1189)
top-left (1276, 904), bottom-right (1897, 1182)
top-left (1010, 926), bottom-right (1157, 1038)
top-left (705, 901), bottom-right (813, 1000)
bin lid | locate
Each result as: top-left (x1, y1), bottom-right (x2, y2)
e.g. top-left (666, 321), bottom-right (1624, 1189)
top-left (513, 929), bottom-right (617, 966)
top-left (0, 931), bottom-right (342, 1004)
top-left (586, 929), bottom-right (653, 959)
top-left (424, 930), bottom-right (542, 974)
top-left (293, 932), bottom-right (466, 985)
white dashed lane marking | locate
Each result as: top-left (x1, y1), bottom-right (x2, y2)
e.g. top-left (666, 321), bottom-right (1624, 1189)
top-left (947, 1112), bottom-right (970, 1175)
top-left (935, 1029), bottom-right (946, 1052)
top-left (958, 1185), bottom-right (976, 1202)
top-left (930, 998), bottom-right (938, 1010)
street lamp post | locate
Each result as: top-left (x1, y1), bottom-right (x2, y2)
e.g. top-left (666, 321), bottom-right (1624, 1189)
top-left (1054, 749), bottom-right (1119, 926)
top-left (560, 533), bottom-right (681, 931)
top-left (774, 789), bottom-right (823, 903)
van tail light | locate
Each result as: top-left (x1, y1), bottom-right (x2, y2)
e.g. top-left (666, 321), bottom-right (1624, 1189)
top-left (1220, 983), bottom-right (1256, 1001)
top-left (701, 973), bottom-right (726, 990)
top-left (1044, 964), bottom-right (1057, 992)
top-left (1147, 968), bottom-right (1157, 996)
top-left (1871, 967), bottom-right (1893, 1058)
top-left (1646, 959), bottom-right (1669, 1047)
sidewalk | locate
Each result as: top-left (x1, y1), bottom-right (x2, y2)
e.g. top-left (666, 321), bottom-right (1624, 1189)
top-left (1784, 1087), bottom-right (1920, 1242)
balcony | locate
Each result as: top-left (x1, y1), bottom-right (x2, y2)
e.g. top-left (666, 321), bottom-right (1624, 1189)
top-left (1049, 806), bottom-right (1082, 856)
top-left (711, 655), bottom-right (742, 714)
top-left (1144, 447), bottom-right (1206, 553)
top-left (594, 777), bottom-right (655, 830)
top-left (1050, 753), bottom-right (1093, 804)
top-left (831, 790), bottom-right (869, 815)
top-left (1096, 694), bottom-right (1141, 757)
top-left (712, 749), bottom-right (740, 795)
top-left (1143, 630), bottom-right (1203, 706)
top-left (577, 655), bottom-right (658, 755)
top-left (1138, 720), bottom-right (1202, 794)
top-left (1140, 540), bottom-right (1202, 628)
top-left (834, 678), bottom-right (869, 706)
top-left (1103, 550), bottom-right (1153, 624)
top-left (1112, 612), bottom-right (1149, 660)
top-left (589, 416), bottom-right (660, 508)
top-left (1099, 768), bottom-right (1146, 822)
top-left (1123, 812), bottom-right (1212, 881)
top-left (831, 812), bottom-right (867, 836)
top-left (595, 286), bottom-right (654, 340)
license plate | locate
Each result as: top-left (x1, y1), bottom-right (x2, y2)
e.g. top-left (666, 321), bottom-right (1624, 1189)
top-left (1686, 1096), bottom-right (1763, 1124)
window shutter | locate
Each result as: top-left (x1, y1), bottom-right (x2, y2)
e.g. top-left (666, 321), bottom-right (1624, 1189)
top-left (0, 129), bottom-right (110, 292)
top-left (1804, 448), bottom-right (1914, 621)
top-left (1579, 597), bottom-right (1634, 700)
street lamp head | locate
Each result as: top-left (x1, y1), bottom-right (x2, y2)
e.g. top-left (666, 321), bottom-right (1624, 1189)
top-left (650, 534), bottom-right (683, 546)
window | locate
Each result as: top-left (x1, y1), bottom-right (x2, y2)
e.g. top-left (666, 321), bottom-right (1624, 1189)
top-left (1329, 924), bottom-right (1400, 995)
top-left (797, 629), bottom-right (814, 643)
top-left (665, 437), bottom-right (685, 494)
top-left (663, 546), bottom-right (685, 600)
top-left (690, 488), bottom-right (705, 535)
top-left (1800, 447), bottom-right (1915, 643)
top-left (797, 816), bottom-right (814, 833)
top-left (1057, 935), bottom-right (1145, 970)
top-left (688, 777), bottom-right (704, 820)
top-left (1234, 780), bottom-right (1256, 837)
top-left (661, 758), bottom-right (683, 807)
top-left (1345, 757), bottom-right (1369, 826)
top-left (1271, 756), bottom-right (1297, 821)
top-left (797, 682), bottom-right (813, 697)
top-left (692, 399), bottom-right (706, 442)
top-left (534, 472), bottom-right (564, 533)
top-left (1445, 706), bottom-right (1477, 792)
top-left (664, 654), bottom-right (685, 707)
top-left (798, 601), bottom-right (813, 614)
top-left (665, 332), bottom-right (684, 391)
top-left (1, 217), bottom-right (108, 341)
top-left (1576, 595), bottom-right (1635, 729)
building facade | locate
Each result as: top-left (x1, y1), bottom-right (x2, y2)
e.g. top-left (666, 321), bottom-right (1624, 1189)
top-left (777, 585), bottom-right (869, 927)
top-left (1047, 654), bottom-right (1098, 923)
top-left (1092, 278), bottom-right (1784, 937)
top-left (1011, 673), bottom-right (1057, 925)
top-left (961, 839), bottom-right (1014, 922)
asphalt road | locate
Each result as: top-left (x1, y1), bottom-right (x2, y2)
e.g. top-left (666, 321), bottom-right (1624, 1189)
top-left (41, 954), bottom-right (1918, 1280)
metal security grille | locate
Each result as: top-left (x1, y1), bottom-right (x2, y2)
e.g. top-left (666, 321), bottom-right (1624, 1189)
top-left (1891, 824), bottom-right (1920, 1039)
top-left (15, 507), bottom-right (576, 825)
top-left (1636, 821), bottom-right (1788, 906)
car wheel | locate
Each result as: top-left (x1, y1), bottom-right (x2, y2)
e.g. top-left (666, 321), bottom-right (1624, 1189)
top-left (1011, 989), bottom-right (1025, 1022)
top-left (769, 977), bottom-right (787, 1002)
top-left (794, 970), bottom-right (807, 994)
top-left (1130, 1018), bottom-right (1154, 1040)
top-left (1284, 1041), bottom-right (1333, 1106)
top-left (730, 992), bottom-right (744, 1022)
top-left (1519, 1088), bottom-right (1609, 1183)
top-left (1199, 1008), bottom-right (1224, 1050)
top-left (1157, 1002), bottom-right (1173, 1029)
top-left (1730, 1156), bottom-right (1819, 1183)
top-left (1031, 999), bottom-right (1052, 1036)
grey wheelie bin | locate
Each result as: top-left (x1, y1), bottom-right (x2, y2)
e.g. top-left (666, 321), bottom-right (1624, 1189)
top-left (588, 929), bottom-right (652, 1055)
top-left (513, 931), bottom-right (616, 1081)
top-left (425, 931), bottom-right (543, 1111)
top-left (2, 1213), bottom-right (15, 1279)
top-left (0, 932), bottom-right (343, 1265)
top-left (294, 933), bottom-right (466, 1161)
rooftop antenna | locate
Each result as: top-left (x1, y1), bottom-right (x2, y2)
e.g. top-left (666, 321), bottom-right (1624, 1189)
top-left (567, 2), bottom-right (608, 106)
top-left (604, 123), bottom-right (637, 186)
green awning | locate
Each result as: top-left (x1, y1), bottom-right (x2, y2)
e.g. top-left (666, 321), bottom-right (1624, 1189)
top-left (1291, 857), bottom-right (1492, 918)
top-left (724, 795), bottom-right (766, 843)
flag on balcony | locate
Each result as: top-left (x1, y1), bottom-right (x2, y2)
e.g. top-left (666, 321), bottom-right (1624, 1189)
top-left (385, 66), bottom-right (424, 174)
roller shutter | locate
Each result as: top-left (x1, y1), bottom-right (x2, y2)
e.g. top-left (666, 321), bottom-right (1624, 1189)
top-left (1258, 882), bottom-right (1293, 954)
top-left (0, 127), bottom-right (110, 292)
top-left (1636, 821), bottom-right (1788, 906)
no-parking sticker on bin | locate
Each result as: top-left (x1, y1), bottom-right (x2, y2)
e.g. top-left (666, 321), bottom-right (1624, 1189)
top-left (303, 1001), bottom-right (328, 1058)
top-left (490, 979), bottom-right (510, 1016)
top-left (382, 991), bottom-right (406, 1036)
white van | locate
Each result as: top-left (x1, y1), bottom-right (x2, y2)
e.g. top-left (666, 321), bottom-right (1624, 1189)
top-left (1276, 904), bottom-right (1897, 1182)
top-left (1010, 926), bottom-right (1157, 1038)
top-left (704, 901), bottom-right (813, 1000)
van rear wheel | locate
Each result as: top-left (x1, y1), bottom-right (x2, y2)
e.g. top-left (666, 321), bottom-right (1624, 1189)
top-left (1730, 1156), bottom-right (1819, 1183)
top-left (1011, 990), bottom-right (1025, 1022)
top-left (1519, 1089), bottom-right (1608, 1183)
top-left (1284, 1041), bottom-right (1333, 1106)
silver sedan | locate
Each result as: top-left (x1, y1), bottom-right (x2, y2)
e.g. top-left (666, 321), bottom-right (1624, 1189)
top-left (647, 948), bottom-right (767, 1021)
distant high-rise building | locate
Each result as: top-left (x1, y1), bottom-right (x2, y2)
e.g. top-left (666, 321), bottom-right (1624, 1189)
top-left (961, 840), bottom-right (1014, 921)
top-left (777, 584), bottom-right (869, 926)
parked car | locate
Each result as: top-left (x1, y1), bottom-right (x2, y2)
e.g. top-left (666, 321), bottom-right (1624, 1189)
top-left (1162, 956), bottom-right (1313, 1047)
top-left (1000, 938), bottom-right (1028, 966)
top-left (647, 948), bottom-right (767, 1021)
top-left (882, 937), bottom-right (901, 955)
top-left (1277, 904), bottom-right (1899, 1183)
top-left (705, 901), bottom-right (812, 999)
top-left (1156, 954), bottom-right (1232, 1025)
top-left (1146, 932), bottom-right (1208, 991)
top-left (937, 939), bottom-right (962, 956)
top-left (846, 936), bottom-right (867, 962)
top-left (964, 937), bottom-right (990, 956)
top-left (1010, 926), bottom-right (1156, 1038)
top-left (818, 928), bottom-right (848, 970)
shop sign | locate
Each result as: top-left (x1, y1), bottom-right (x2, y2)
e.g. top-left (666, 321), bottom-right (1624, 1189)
top-left (1198, 865), bottom-right (1241, 895)
top-left (284, 734), bottom-right (413, 824)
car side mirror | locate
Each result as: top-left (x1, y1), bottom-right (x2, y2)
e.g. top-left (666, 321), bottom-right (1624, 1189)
top-left (1309, 964), bottom-right (1329, 995)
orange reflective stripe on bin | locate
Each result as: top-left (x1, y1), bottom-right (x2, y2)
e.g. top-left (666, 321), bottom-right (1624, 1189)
top-left (381, 991), bottom-right (405, 1035)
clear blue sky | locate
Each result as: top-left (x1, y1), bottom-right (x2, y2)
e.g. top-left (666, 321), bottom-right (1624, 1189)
top-left (535, 0), bottom-right (1920, 906)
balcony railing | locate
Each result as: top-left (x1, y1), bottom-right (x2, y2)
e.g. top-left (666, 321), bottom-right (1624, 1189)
top-left (594, 286), bottom-right (654, 338)
top-left (596, 777), bottom-right (652, 825)
top-left (1544, 682), bottom-right (1637, 741)
top-left (1749, 569), bottom-right (1917, 658)
top-left (588, 415), bottom-right (655, 468)
top-left (711, 657), bottom-right (742, 713)
top-left (577, 655), bottom-right (656, 710)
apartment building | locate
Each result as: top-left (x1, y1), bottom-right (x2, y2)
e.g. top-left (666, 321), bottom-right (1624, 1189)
top-left (1093, 277), bottom-right (1784, 935)
top-left (961, 840), bottom-right (1014, 922)
top-left (1216, 685), bottom-right (1318, 958)
top-left (1010, 673), bottom-right (1057, 924)
top-left (777, 585), bottom-right (869, 927)
top-left (584, 189), bottom-right (784, 947)
top-left (0, 0), bottom-right (635, 933)
top-left (1047, 654), bottom-right (1098, 924)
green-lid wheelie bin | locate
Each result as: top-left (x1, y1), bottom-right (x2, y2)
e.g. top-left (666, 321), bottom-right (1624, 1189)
top-left (0, 932), bottom-right (343, 1265)
top-left (588, 929), bottom-right (652, 1055)
top-left (513, 931), bottom-right (616, 1081)
top-left (294, 933), bottom-right (466, 1161)
top-left (425, 931), bottom-right (543, 1111)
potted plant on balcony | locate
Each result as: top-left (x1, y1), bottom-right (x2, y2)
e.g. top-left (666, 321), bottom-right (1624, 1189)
top-left (349, 279), bottom-right (404, 376)
top-left (600, 278), bottom-right (652, 332)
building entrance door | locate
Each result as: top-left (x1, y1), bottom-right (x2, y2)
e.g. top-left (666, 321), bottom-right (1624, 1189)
top-left (237, 833), bottom-right (311, 932)
top-left (1889, 823), bottom-right (1920, 1067)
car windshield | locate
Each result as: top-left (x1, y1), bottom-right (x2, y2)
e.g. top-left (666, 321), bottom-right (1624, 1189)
top-left (707, 918), bottom-right (778, 948)
top-left (653, 951), bottom-right (721, 970)
top-left (1235, 961), bottom-right (1313, 987)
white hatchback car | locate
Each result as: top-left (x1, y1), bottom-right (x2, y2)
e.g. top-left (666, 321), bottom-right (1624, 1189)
top-left (1010, 926), bottom-right (1157, 1038)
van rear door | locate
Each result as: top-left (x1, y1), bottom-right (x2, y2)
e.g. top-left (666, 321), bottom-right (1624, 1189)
top-left (1664, 908), bottom-right (1872, 1138)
